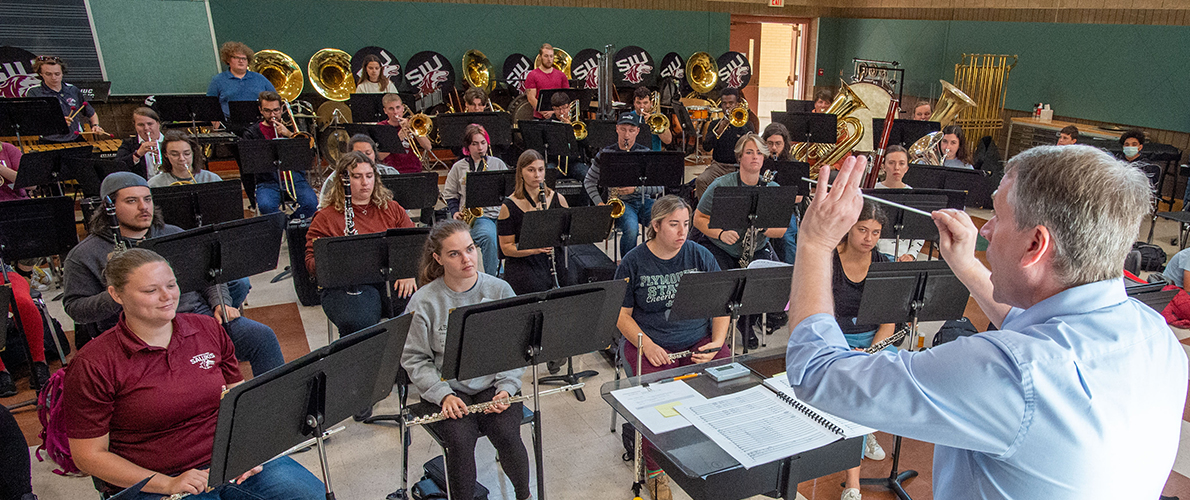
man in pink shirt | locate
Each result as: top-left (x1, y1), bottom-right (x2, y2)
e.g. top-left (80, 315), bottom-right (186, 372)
top-left (524, 43), bottom-right (570, 119)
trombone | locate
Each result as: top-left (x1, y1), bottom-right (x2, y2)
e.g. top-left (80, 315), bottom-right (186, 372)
top-left (401, 107), bottom-right (446, 170)
top-left (645, 91), bottom-right (670, 135)
top-left (713, 97), bottom-right (749, 139)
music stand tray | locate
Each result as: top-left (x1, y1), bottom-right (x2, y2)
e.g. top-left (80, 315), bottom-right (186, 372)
top-left (863, 188), bottom-right (966, 243)
top-left (872, 119), bottom-right (941, 149)
top-left (464, 170), bottom-right (517, 209)
top-left (209, 315), bottom-right (410, 494)
top-left (707, 185), bottom-right (800, 231)
top-left (154, 95), bottom-right (224, 124)
top-left (902, 163), bottom-right (993, 209)
top-left (237, 138), bottom-right (316, 176)
top-left (775, 112), bottom-right (838, 145)
top-left (0, 197), bottom-right (78, 261)
top-left (584, 119), bottom-right (618, 155)
top-left (761, 160), bottom-right (811, 197)
top-left (520, 120), bottom-right (580, 159)
top-left (435, 112), bottom-right (513, 148)
top-left (151, 180), bottom-right (245, 230)
top-left (597, 151), bottom-right (686, 192)
top-left (13, 146), bottom-right (93, 190)
top-left (227, 101), bottom-right (262, 126)
top-left (669, 266), bottom-right (793, 358)
top-left (313, 227), bottom-right (430, 291)
top-left (138, 212), bottom-right (287, 295)
top-left (518, 205), bottom-right (615, 251)
top-left (379, 173), bottom-right (439, 211)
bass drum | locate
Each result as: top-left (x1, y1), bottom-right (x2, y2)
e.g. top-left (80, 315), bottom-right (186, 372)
top-left (509, 94), bottom-right (533, 129)
top-left (846, 82), bottom-right (891, 153)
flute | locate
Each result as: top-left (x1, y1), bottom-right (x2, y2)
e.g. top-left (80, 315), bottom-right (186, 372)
top-left (802, 178), bottom-right (933, 218)
top-left (403, 384), bottom-right (582, 426)
top-left (668, 346), bottom-right (722, 361)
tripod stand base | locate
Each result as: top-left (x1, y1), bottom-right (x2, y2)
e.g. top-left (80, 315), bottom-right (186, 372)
top-left (538, 357), bottom-right (597, 401)
top-left (859, 469), bottom-right (917, 500)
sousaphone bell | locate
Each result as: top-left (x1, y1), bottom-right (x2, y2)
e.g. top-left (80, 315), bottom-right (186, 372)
top-left (309, 48), bottom-right (355, 102)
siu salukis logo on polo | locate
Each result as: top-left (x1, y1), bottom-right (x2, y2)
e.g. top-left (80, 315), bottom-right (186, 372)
top-left (190, 352), bottom-right (216, 370)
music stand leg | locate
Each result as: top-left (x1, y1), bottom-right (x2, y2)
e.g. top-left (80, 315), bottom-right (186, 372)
top-left (537, 357), bottom-right (597, 402)
top-left (529, 347), bottom-right (547, 500)
top-left (860, 310), bottom-right (921, 499)
top-left (305, 415), bottom-right (337, 500)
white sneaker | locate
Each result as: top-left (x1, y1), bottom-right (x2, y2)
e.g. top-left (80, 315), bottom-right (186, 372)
top-left (864, 433), bottom-right (886, 460)
top-left (841, 487), bottom-right (862, 500)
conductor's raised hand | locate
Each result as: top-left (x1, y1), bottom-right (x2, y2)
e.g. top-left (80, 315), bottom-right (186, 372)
top-left (932, 209), bottom-right (982, 274)
top-left (798, 156), bottom-right (867, 253)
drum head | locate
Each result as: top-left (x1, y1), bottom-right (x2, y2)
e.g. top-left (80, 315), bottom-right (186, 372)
top-left (570, 49), bottom-right (602, 89)
top-left (509, 95), bottom-right (532, 129)
top-left (502, 53), bottom-right (533, 95)
top-left (847, 82), bottom-right (892, 153)
top-left (317, 101), bottom-right (352, 128)
top-left (717, 52), bottom-right (752, 89)
top-left (612, 46), bottom-right (656, 88)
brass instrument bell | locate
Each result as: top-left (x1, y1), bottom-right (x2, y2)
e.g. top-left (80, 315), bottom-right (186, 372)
top-left (308, 48), bottom-right (355, 102)
top-left (792, 80), bottom-right (869, 177)
top-left (569, 101), bottom-right (587, 141)
top-left (462, 50), bottom-right (495, 93)
top-left (685, 52), bottom-right (718, 96)
top-left (646, 91), bottom-right (670, 135)
top-left (251, 50), bottom-right (304, 102)
top-left (534, 48), bottom-right (572, 79)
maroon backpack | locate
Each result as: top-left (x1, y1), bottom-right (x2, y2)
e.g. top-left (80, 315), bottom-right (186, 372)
top-left (36, 367), bottom-right (83, 476)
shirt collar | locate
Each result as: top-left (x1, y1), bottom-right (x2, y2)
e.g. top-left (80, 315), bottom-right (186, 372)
top-left (1001, 278), bottom-right (1129, 331)
top-left (114, 313), bottom-right (200, 356)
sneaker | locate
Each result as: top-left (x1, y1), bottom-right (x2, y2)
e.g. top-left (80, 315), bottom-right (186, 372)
top-left (766, 311), bottom-right (789, 331)
top-left (0, 371), bottom-right (15, 397)
top-left (31, 362), bottom-right (50, 392)
top-left (645, 473), bottom-right (672, 500)
top-left (746, 334), bottom-right (759, 350)
top-left (841, 487), bottom-right (861, 500)
top-left (864, 432), bottom-right (886, 460)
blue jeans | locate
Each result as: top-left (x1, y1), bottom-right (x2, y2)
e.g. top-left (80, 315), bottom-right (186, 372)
top-left (472, 217), bottom-right (499, 276)
top-left (226, 277), bottom-right (251, 309)
top-left (779, 212), bottom-right (798, 265)
top-left (193, 303), bottom-right (285, 374)
top-left (121, 456), bottom-right (324, 500)
top-left (320, 284), bottom-right (410, 337)
top-left (617, 197), bottom-right (654, 259)
top-left (256, 176), bottom-right (318, 219)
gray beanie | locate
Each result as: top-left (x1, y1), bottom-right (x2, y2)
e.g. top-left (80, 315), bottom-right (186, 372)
top-left (100, 172), bottom-right (149, 200)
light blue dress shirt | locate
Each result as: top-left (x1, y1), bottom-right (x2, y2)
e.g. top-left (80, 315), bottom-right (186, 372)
top-left (785, 278), bottom-right (1187, 499)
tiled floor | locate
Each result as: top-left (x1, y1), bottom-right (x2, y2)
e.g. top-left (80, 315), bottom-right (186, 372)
top-left (16, 206), bottom-right (1190, 499)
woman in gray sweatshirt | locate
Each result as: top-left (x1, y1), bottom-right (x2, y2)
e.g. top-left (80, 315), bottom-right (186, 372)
top-left (401, 220), bottom-right (531, 500)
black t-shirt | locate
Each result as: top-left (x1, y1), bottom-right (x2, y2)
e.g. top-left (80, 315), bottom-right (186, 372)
top-left (702, 121), bottom-right (752, 165)
top-left (831, 248), bottom-right (889, 335)
top-left (497, 193), bottom-right (564, 294)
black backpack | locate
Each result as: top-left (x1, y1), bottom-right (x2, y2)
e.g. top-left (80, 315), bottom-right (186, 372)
top-left (1131, 242), bottom-right (1167, 272)
top-left (932, 317), bottom-right (979, 347)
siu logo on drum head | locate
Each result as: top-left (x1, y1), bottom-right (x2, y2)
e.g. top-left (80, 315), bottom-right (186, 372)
top-left (613, 46), bottom-right (655, 88)
top-left (658, 52), bottom-right (684, 80)
top-left (405, 51), bottom-right (455, 95)
top-left (717, 52), bottom-right (752, 89)
top-left (503, 54), bottom-right (532, 94)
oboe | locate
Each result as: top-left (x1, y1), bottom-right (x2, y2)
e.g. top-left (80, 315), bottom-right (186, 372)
top-left (864, 326), bottom-right (909, 354)
top-left (539, 186), bottom-right (560, 288)
top-left (343, 170), bottom-right (356, 236)
top-left (403, 383), bottom-right (583, 426)
top-left (105, 196), bottom-right (129, 253)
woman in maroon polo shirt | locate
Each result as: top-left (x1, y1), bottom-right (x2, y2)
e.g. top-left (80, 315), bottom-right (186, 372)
top-left (62, 249), bottom-right (323, 499)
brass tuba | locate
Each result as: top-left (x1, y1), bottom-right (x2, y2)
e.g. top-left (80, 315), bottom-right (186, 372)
top-left (646, 91), bottom-right (669, 135)
top-left (792, 80), bottom-right (868, 178)
top-left (251, 50), bottom-right (304, 102)
top-left (308, 49), bottom-right (355, 102)
top-left (908, 80), bottom-right (977, 165)
top-left (462, 50), bottom-right (495, 93)
top-left (685, 52), bottom-right (718, 96)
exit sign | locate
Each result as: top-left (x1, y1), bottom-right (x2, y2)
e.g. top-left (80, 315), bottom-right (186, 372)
top-left (769, 0), bottom-right (783, 6)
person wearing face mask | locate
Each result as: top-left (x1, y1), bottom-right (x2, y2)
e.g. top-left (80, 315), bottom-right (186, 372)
top-left (585, 113), bottom-right (657, 258)
top-left (306, 151), bottom-right (416, 337)
top-left (498, 149), bottom-right (569, 295)
top-left (693, 133), bottom-right (786, 349)
top-left (444, 124), bottom-right (508, 276)
top-left (114, 107), bottom-right (164, 180)
top-left (873, 146), bottom-right (923, 262)
top-left (146, 131), bottom-right (222, 187)
top-left (354, 54), bottom-right (397, 94)
top-left (939, 125), bottom-right (974, 169)
top-left (1119, 129), bottom-right (1147, 162)
top-left (319, 134), bottom-right (398, 205)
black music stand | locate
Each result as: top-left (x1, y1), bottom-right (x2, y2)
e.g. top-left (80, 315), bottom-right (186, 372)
top-left (670, 266), bottom-right (793, 358)
top-left (536, 89), bottom-right (590, 116)
top-left (864, 188), bottom-right (966, 257)
top-left (518, 205), bottom-right (616, 399)
top-left (441, 280), bottom-right (627, 500)
top-left (872, 119), bottom-right (940, 149)
top-left (902, 163), bottom-right (993, 209)
top-left (521, 120), bottom-right (581, 162)
top-left (150, 180), bottom-right (245, 230)
top-left (70, 158), bottom-right (131, 198)
top-left (786, 99), bottom-right (814, 114)
top-left (348, 93), bottom-right (386, 123)
top-left (708, 185), bottom-right (800, 268)
top-left (13, 146), bottom-right (93, 193)
top-left (584, 119), bottom-right (618, 156)
top-left (598, 150), bottom-right (685, 253)
top-left (435, 112), bottom-right (514, 148)
top-left (464, 170), bottom-right (516, 211)
top-left (761, 160), bottom-right (811, 196)
top-left (776, 112), bottom-right (838, 146)
top-left (238, 138), bottom-right (316, 207)
top-left (210, 315), bottom-right (411, 500)
top-left (154, 95), bottom-right (224, 125)
top-left (138, 212), bottom-right (287, 327)
top-left (344, 124), bottom-right (405, 155)
top-left (855, 260), bottom-right (970, 500)
top-left (0, 97), bottom-right (70, 149)
top-left (379, 173), bottom-right (439, 223)
top-left (228, 101), bottom-right (262, 127)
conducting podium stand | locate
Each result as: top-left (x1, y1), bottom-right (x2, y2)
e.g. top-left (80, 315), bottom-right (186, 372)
top-left (855, 260), bottom-right (970, 500)
top-left (211, 315), bottom-right (412, 500)
top-left (441, 280), bottom-right (626, 500)
top-left (150, 179), bottom-right (245, 229)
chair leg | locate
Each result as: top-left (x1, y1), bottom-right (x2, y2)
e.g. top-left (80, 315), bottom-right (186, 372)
top-left (327, 318), bottom-right (335, 345)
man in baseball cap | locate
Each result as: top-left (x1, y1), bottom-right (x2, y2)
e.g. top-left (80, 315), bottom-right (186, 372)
top-left (583, 112), bottom-right (661, 258)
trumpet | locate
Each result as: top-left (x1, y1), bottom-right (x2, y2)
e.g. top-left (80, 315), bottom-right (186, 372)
top-left (645, 91), bottom-right (670, 135)
top-left (403, 384), bottom-right (583, 426)
top-left (141, 131), bottom-right (160, 168)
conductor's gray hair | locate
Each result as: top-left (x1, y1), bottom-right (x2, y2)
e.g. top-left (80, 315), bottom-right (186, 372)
top-left (1005, 145), bottom-right (1152, 288)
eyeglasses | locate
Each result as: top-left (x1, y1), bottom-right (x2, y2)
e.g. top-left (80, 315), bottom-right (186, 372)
top-left (229, 55), bottom-right (249, 61)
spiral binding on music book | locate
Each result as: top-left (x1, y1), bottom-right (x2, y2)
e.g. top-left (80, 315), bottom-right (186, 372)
top-left (771, 390), bottom-right (845, 437)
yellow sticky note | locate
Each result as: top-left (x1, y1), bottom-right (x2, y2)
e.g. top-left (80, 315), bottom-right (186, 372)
top-left (655, 402), bottom-right (682, 418)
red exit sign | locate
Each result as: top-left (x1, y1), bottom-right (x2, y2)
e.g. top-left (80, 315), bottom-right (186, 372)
top-left (769, 0), bottom-right (784, 6)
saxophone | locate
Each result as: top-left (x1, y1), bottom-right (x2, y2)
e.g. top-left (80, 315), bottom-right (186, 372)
top-left (539, 186), bottom-right (560, 289)
top-left (737, 169), bottom-right (775, 268)
top-left (343, 171), bottom-right (357, 236)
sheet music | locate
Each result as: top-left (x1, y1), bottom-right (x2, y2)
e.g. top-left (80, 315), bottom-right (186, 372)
top-left (763, 374), bottom-right (876, 438)
top-left (676, 385), bottom-right (840, 469)
top-left (610, 381), bottom-right (708, 434)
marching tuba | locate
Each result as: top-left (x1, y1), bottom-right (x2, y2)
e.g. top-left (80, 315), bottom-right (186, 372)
top-left (685, 52), bottom-right (718, 97)
top-left (792, 80), bottom-right (868, 178)
top-left (308, 48), bottom-right (355, 102)
top-left (462, 50), bottom-right (495, 93)
top-left (252, 50), bottom-right (304, 102)
top-left (908, 80), bottom-right (977, 165)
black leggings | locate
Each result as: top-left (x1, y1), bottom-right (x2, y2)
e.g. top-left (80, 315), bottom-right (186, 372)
top-left (0, 406), bottom-right (32, 500)
top-left (426, 387), bottom-right (531, 500)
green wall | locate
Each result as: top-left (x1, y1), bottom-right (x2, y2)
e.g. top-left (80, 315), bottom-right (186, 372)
top-left (816, 18), bottom-right (1190, 133)
top-left (208, 0), bottom-right (729, 92)
top-left (90, 0), bottom-right (219, 95)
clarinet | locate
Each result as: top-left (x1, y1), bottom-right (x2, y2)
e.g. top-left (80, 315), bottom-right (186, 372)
top-left (738, 169), bottom-right (775, 267)
top-left (539, 186), bottom-right (560, 288)
top-left (105, 196), bottom-right (129, 253)
top-left (864, 325), bottom-right (909, 354)
top-left (403, 384), bottom-right (582, 426)
top-left (343, 171), bottom-right (357, 236)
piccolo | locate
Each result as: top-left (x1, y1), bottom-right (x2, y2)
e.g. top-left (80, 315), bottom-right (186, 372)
top-left (668, 346), bottom-right (722, 360)
top-left (864, 327), bottom-right (908, 354)
top-left (802, 178), bottom-right (933, 218)
top-left (403, 383), bottom-right (583, 426)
